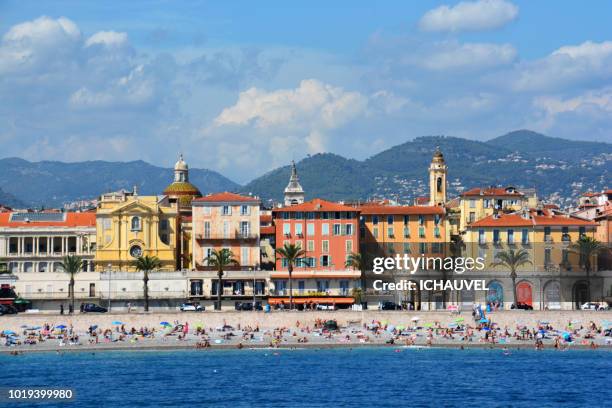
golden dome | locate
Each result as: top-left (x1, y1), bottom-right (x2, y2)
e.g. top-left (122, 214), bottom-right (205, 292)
top-left (163, 181), bottom-right (202, 196)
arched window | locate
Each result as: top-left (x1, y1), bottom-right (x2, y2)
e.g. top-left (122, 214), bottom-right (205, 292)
top-left (131, 216), bottom-right (141, 231)
top-left (436, 176), bottom-right (442, 193)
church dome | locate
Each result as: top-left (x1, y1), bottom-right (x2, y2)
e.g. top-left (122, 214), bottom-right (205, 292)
top-left (164, 154), bottom-right (202, 207)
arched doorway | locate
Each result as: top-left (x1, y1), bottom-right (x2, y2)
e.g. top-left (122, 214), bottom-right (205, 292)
top-left (516, 281), bottom-right (533, 307)
top-left (486, 281), bottom-right (504, 310)
top-left (543, 281), bottom-right (561, 310)
top-left (573, 281), bottom-right (588, 310)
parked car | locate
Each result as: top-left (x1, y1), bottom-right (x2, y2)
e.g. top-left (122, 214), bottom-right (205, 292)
top-left (315, 304), bottom-right (336, 311)
top-left (235, 302), bottom-right (263, 311)
top-left (81, 303), bottom-right (108, 313)
top-left (580, 302), bottom-right (608, 311)
top-left (180, 302), bottom-right (204, 312)
top-left (0, 304), bottom-right (18, 315)
top-left (380, 301), bottom-right (400, 311)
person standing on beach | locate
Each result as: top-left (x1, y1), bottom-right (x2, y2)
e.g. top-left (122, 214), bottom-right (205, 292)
top-left (60, 304), bottom-right (64, 315)
top-left (127, 302), bottom-right (132, 313)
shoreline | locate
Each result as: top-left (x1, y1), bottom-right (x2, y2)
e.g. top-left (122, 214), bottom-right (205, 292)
top-left (2, 340), bottom-right (610, 355)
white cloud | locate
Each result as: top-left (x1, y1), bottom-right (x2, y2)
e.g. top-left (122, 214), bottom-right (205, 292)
top-left (0, 16), bottom-right (81, 74)
top-left (416, 42), bottom-right (516, 71)
top-left (419, 0), bottom-right (518, 32)
top-left (85, 31), bottom-right (128, 48)
top-left (512, 41), bottom-right (612, 92)
top-left (213, 79), bottom-right (367, 130)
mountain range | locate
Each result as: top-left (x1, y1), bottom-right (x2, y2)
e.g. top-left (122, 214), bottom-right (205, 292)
top-left (0, 130), bottom-right (609, 208)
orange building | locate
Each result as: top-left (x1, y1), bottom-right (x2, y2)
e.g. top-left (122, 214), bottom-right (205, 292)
top-left (270, 198), bottom-right (360, 308)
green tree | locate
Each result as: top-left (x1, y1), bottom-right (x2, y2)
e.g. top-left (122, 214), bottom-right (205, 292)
top-left (60, 255), bottom-right (84, 314)
top-left (205, 249), bottom-right (239, 310)
top-left (133, 255), bottom-right (162, 312)
top-left (570, 236), bottom-right (608, 301)
top-left (345, 252), bottom-right (368, 306)
top-left (275, 243), bottom-right (306, 310)
top-left (491, 249), bottom-right (532, 308)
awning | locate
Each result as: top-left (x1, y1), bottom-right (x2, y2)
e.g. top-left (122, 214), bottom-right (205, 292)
top-left (268, 297), bottom-right (354, 305)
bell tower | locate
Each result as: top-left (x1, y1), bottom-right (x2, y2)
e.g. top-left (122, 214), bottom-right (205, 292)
top-left (284, 160), bottom-right (305, 206)
top-left (429, 146), bottom-right (447, 206)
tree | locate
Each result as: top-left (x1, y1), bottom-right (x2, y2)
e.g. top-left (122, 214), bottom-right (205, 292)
top-left (570, 236), bottom-right (608, 302)
top-left (275, 243), bottom-right (306, 310)
top-left (60, 255), bottom-right (84, 314)
top-left (133, 255), bottom-right (162, 312)
top-left (345, 252), bottom-right (369, 306)
top-left (491, 249), bottom-right (532, 308)
top-left (205, 249), bottom-right (239, 310)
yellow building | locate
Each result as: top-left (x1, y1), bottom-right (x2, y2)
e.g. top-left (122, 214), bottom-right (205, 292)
top-left (463, 208), bottom-right (598, 309)
top-left (95, 189), bottom-right (179, 271)
top-left (459, 186), bottom-right (530, 231)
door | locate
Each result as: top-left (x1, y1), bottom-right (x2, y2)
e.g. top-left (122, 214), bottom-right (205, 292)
top-left (89, 283), bottom-right (96, 298)
top-left (516, 282), bottom-right (532, 306)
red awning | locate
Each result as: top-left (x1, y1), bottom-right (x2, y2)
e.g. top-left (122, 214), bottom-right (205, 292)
top-left (268, 297), bottom-right (354, 305)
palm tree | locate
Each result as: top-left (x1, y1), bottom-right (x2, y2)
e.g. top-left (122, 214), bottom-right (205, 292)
top-left (491, 249), bottom-right (532, 308)
top-left (570, 236), bottom-right (608, 302)
top-left (275, 243), bottom-right (305, 310)
top-left (133, 255), bottom-right (162, 312)
top-left (345, 252), bottom-right (368, 307)
top-left (60, 255), bottom-right (83, 314)
top-left (205, 249), bottom-right (239, 310)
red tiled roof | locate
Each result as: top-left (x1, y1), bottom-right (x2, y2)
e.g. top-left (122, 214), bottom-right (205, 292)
top-left (358, 204), bottom-right (445, 215)
top-left (193, 192), bottom-right (259, 203)
top-left (471, 214), bottom-right (534, 227)
top-left (0, 212), bottom-right (96, 228)
top-left (260, 226), bottom-right (276, 235)
top-left (273, 198), bottom-right (358, 213)
top-left (461, 187), bottom-right (524, 197)
top-left (470, 210), bottom-right (597, 227)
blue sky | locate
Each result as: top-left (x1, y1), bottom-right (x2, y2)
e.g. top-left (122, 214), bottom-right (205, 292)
top-left (0, 0), bottom-right (611, 182)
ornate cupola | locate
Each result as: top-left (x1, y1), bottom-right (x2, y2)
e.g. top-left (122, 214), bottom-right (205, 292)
top-left (429, 146), bottom-right (447, 206)
top-left (163, 153), bottom-right (202, 209)
top-left (284, 160), bottom-right (305, 206)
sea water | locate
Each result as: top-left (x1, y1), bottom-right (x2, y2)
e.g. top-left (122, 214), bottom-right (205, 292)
top-left (0, 348), bottom-right (610, 407)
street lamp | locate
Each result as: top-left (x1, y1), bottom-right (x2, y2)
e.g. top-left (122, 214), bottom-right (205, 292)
top-left (107, 263), bottom-right (112, 312)
top-left (250, 267), bottom-right (256, 308)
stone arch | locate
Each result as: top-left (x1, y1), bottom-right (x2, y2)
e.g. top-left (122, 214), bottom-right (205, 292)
top-left (543, 280), bottom-right (561, 310)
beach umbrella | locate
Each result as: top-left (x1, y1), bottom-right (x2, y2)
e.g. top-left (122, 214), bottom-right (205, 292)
top-left (90, 325), bottom-right (98, 331)
top-left (423, 323), bottom-right (433, 328)
top-left (396, 325), bottom-right (405, 331)
top-left (411, 316), bottom-right (421, 322)
top-left (112, 321), bottom-right (123, 325)
top-left (2, 330), bottom-right (15, 335)
top-left (479, 318), bottom-right (488, 323)
top-left (455, 317), bottom-right (464, 323)
top-left (56, 325), bottom-right (67, 329)
top-left (160, 321), bottom-right (170, 326)
top-left (482, 327), bottom-right (491, 331)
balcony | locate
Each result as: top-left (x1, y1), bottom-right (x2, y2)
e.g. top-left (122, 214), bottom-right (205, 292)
top-left (99, 290), bottom-right (187, 300)
top-left (22, 291), bottom-right (99, 300)
top-left (195, 230), bottom-right (258, 241)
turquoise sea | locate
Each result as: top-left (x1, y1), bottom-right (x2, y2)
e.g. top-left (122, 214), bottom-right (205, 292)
top-left (0, 348), bottom-right (610, 407)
